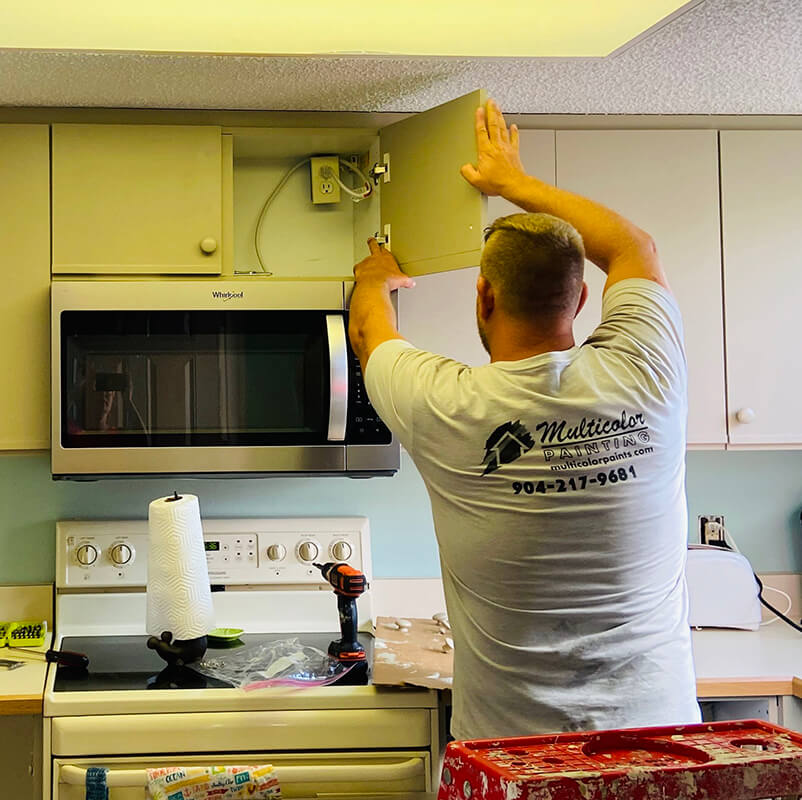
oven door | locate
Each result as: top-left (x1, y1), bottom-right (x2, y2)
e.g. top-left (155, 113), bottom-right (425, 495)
top-left (51, 280), bottom-right (350, 477)
top-left (55, 753), bottom-right (432, 799)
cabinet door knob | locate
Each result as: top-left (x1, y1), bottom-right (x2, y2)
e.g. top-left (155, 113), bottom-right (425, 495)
top-left (736, 407), bottom-right (756, 424)
top-left (200, 237), bottom-right (218, 254)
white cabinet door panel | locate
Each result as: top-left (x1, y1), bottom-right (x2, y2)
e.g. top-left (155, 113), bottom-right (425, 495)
top-left (556, 130), bottom-right (726, 446)
top-left (720, 131), bottom-right (802, 445)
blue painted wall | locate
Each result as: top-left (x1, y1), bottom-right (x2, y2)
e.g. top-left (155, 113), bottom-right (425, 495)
top-left (0, 450), bottom-right (800, 584)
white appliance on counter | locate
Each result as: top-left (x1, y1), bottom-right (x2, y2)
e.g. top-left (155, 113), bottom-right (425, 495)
top-left (686, 544), bottom-right (762, 631)
top-left (51, 280), bottom-right (398, 479)
top-left (44, 517), bottom-right (441, 799)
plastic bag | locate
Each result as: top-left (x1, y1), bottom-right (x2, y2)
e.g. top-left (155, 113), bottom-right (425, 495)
top-left (196, 637), bottom-right (354, 690)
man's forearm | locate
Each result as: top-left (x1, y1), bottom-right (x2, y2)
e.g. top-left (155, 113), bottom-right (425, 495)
top-left (348, 282), bottom-right (401, 372)
top-left (502, 173), bottom-right (655, 274)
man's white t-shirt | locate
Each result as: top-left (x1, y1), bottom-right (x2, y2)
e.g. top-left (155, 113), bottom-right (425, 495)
top-left (364, 278), bottom-right (701, 740)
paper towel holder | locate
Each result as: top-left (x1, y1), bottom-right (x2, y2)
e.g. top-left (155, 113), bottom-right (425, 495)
top-left (147, 630), bottom-right (208, 667)
top-left (165, 490), bottom-right (182, 502)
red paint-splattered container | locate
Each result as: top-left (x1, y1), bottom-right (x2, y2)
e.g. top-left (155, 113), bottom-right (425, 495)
top-left (438, 719), bottom-right (802, 800)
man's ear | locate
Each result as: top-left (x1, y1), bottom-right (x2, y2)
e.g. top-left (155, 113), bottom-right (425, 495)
top-left (574, 282), bottom-right (589, 318)
top-left (476, 275), bottom-right (495, 321)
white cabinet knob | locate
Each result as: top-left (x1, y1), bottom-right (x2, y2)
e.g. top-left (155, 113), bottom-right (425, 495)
top-left (298, 541), bottom-right (319, 563)
top-left (267, 544), bottom-right (286, 561)
top-left (76, 544), bottom-right (98, 566)
top-left (736, 407), bottom-right (756, 424)
top-left (110, 543), bottom-right (134, 566)
top-left (330, 540), bottom-right (353, 562)
top-left (199, 237), bottom-right (218, 254)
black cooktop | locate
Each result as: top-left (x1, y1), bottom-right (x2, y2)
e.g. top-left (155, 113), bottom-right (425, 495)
top-left (54, 633), bottom-right (372, 692)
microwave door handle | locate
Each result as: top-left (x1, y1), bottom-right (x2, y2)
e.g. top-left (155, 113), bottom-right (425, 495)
top-left (325, 314), bottom-right (348, 442)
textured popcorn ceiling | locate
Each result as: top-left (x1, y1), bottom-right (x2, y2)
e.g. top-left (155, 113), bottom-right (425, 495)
top-left (0, 0), bottom-right (800, 114)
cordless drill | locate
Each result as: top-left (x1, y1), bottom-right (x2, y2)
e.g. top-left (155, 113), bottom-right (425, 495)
top-left (313, 562), bottom-right (367, 663)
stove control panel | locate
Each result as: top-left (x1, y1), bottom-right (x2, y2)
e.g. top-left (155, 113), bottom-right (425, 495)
top-left (56, 517), bottom-right (371, 589)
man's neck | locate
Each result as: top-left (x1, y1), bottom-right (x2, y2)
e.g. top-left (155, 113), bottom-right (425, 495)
top-left (487, 321), bottom-right (576, 363)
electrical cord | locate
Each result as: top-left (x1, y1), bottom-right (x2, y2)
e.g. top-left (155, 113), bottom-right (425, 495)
top-left (325, 159), bottom-right (372, 202)
top-left (247, 156), bottom-right (372, 275)
top-left (252, 157), bottom-right (311, 276)
top-left (757, 582), bottom-right (794, 626)
top-left (702, 520), bottom-right (802, 633)
top-left (754, 574), bottom-right (802, 632)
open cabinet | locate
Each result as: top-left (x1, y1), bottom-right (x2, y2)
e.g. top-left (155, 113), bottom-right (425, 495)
top-left (226, 90), bottom-right (487, 280)
top-left (50, 91), bottom-right (487, 279)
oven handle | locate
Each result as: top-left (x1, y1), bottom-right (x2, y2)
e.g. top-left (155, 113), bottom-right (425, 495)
top-left (59, 758), bottom-right (424, 786)
top-left (326, 313), bottom-right (348, 442)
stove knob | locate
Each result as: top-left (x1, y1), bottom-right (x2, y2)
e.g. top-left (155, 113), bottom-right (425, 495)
top-left (297, 541), bottom-right (319, 563)
top-left (267, 544), bottom-right (287, 562)
top-left (110, 543), bottom-right (134, 566)
top-left (330, 540), bottom-right (353, 562)
top-left (76, 544), bottom-right (98, 566)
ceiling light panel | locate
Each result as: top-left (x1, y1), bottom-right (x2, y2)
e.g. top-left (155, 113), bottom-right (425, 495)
top-left (2, 1), bottom-right (702, 58)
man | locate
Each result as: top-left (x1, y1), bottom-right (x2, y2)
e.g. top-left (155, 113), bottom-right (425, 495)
top-left (349, 99), bottom-right (700, 739)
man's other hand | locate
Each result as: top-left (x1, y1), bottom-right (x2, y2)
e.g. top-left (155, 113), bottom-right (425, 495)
top-left (460, 98), bottom-right (526, 197)
top-left (354, 238), bottom-right (416, 291)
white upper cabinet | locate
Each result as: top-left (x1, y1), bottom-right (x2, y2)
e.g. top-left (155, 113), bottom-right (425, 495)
top-left (720, 131), bottom-right (802, 446)
top-left (399, 130), bottom-right (556, 365)
top-left (555, 130), bottom-right (726, 447)
top-left (52, 125), bottom-right (224, 274)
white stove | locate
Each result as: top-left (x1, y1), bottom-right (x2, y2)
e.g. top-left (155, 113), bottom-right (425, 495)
top-left (44, 517), bottom-right (440, 799)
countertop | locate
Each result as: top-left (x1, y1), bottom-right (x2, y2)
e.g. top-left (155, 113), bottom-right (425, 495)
top-left (0, 634), bottom-right (52, 715)
top-left (693, 623), bottom-right (802, 698)
top-left (0, 584), bottom-right (54, 715)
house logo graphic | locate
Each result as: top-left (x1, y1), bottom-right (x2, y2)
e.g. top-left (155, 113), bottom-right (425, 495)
top-left (481, 420), bottom-right (535, 475)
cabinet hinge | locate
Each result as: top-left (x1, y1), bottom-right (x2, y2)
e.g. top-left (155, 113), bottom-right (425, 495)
top-left (369, 153), bottom-right (391, 185)
top-left (373, 224), bottom-right (391, 249)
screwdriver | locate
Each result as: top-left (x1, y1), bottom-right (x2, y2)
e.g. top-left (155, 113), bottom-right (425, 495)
top-left (5, 646), bottom-right (89, 670)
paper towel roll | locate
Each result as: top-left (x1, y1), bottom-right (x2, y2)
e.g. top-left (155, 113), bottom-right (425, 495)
top-left (147, 493), bottom-right (215, 641)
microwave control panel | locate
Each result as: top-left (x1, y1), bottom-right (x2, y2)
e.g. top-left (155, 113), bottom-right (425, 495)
top-left (346, 349), bottom-right (392, 444)
top-left (57, 518), bottom-right (371, 588)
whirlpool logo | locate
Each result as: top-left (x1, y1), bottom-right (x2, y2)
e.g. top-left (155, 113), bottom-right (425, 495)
top-left (212, 290), bottom-right (244, 302)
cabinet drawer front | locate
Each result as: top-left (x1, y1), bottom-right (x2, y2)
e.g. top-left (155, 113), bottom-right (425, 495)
top-left (52, 124), bottom-right (223, 275)
top-left (52, 708), bottom-right (431, 755)
top-left (55, 752), bottom-right (429, 798)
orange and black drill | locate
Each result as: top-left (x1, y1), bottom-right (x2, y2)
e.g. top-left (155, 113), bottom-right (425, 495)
top-left (314, 561), bottom-right (367, 663)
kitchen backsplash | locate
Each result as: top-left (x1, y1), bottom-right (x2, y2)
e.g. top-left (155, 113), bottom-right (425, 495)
top-left (0, 450), bottom-right (800, 584)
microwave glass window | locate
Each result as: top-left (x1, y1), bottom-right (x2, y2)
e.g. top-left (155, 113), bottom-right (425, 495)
top-left (60, 311), bottom-right (331, 447)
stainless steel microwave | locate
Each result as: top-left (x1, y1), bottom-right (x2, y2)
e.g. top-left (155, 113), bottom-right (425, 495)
top-left (51, 281), bottom-right (398, 479)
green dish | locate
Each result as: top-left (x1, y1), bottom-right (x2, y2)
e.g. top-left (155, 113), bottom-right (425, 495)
top-left (208, 627), bottom-right (245, 642)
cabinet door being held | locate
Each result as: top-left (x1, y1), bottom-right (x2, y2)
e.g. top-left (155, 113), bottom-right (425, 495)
top-left (379, 89), bottom-right (487, 276)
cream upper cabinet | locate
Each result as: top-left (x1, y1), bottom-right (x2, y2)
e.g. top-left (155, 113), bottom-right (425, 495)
top-left (398, 130), bottom-right (555, 363)
top-left (379, 90), bottom-right (488, 276)
top-left (52, 125), bottom-right (224, 274)
top-left (555, 130), bottom-right (726, 447)
top-left (720, 131), bottom-right (802, 446)
top-left (0, 125), bottom-right (50, 449)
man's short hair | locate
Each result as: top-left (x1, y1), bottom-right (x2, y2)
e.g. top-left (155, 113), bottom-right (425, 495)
top-left (481, 213), bottom-right (585, 320)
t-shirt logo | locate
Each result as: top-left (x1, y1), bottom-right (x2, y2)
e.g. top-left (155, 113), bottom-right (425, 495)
top-left (481, 420), bottom-right (535, 475)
